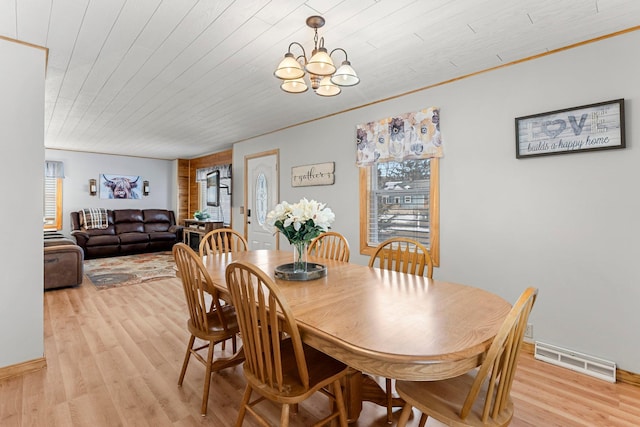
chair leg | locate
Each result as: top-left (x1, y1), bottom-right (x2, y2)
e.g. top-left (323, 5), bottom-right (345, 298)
top-left (200, 341), bottom-right (215, 416)
top-left (235, 385), bottom-right (252, 427)
top-left (280, 403), bottom-right (290, 427)
top-left (386, 377), bottom-right (393, 424)
top-left (332, 379), bottom-right (348, 427)
top-left (418, 413), bottom-right (428, 427)
top-left (397, 403), bottom-right (413, 427)
top-left (178, 335), bottom-right (195, 386)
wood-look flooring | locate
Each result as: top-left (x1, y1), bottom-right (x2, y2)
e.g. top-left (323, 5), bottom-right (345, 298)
top-left (1, 276), bottom-right (639, 426)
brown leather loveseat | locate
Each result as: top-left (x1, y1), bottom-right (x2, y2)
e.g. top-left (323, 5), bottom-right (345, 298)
top-left (70, 209), bottom-right (183, 259)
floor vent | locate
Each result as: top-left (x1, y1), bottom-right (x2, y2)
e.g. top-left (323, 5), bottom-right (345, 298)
top-left (534, 341), bottom-right (616, 383)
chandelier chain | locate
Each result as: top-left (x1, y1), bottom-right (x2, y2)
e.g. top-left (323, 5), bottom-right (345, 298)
top-left (313, 28), bottom-right (318, 51)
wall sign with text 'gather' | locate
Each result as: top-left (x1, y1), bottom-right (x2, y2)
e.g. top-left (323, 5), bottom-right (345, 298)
top-left (515, 99), bottom-right (625, 158)
top-left (291, 162), bottom-right (335, 187)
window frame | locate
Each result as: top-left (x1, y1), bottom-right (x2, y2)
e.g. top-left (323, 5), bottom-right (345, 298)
top-left (359, 158), bottom-right (440, 265)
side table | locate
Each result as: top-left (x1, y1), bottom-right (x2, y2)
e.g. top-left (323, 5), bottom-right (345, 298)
top-left (183, 219), bottom-right (224, 251)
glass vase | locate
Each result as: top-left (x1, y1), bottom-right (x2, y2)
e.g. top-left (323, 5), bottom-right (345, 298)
top-left (292, 241), bottom-right (308, 273)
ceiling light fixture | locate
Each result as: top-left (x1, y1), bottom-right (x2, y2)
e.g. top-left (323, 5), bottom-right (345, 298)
top-left (274, 16), bottom-right (359, 97)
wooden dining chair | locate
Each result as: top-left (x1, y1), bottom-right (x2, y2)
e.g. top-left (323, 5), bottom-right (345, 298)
top-left (368, 237), bottom-right (433, 278)
top-left (225, 260), bottom-right (349, 427)
top-left (368, 237), bottom-right (434, 422)
top-left (307, 231), bottom-right (351, 262)
top-left (395, 287), bottom-right (538, 427)
top-left (198, 227), bottom-right (248, 257)
top-left (172, 243), bottom-right (242, 416)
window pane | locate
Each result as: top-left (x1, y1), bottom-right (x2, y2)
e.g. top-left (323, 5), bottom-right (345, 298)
top-left (368, 159), bottom-right (431, 247)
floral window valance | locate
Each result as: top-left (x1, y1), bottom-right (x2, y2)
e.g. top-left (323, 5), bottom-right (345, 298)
top-left (356, 107), bottom-right (443, 167)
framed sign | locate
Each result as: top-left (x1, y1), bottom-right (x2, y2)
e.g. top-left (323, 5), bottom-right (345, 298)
top-left (515, 99), bottom-right (625, 158)
top-left (291, 162), bottom-right (335, 187)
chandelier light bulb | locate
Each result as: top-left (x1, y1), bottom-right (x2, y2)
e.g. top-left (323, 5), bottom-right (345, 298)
top-left (281, 77), bottom-right (309, 93)
top-left (274, 53), bottom-right (305, 80)
top-left (306, 48), bottom-right (336, 76)
top-left (331, 60), bottom-right (359, 87)
top-left (315, 76), bottom-right (341, 97)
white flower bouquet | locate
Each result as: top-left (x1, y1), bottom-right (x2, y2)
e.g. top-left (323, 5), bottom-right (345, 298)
top-left (264, 198), bottom-right (335, 245)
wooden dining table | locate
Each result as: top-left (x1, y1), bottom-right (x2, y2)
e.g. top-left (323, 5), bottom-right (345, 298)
top-left (202, 249), bottom-right (511, 421)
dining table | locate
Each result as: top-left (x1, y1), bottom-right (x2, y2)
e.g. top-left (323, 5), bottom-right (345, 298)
top-left (202, 249), bottom-right (512, 422)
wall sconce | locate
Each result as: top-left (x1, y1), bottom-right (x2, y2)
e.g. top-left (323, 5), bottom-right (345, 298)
top-left (143, 180), bottom-right (150, 196)
top-left (89, 179), bottom-right (97, 196)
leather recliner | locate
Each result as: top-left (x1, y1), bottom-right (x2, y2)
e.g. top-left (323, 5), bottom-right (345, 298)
top-left (44, 238), bottom-right (84, 290)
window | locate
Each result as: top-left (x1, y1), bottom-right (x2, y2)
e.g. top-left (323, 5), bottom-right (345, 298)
top-left (43, 176), bottom-right (62, 230)
top-left (198, 180), bottom-right (231, 226)
top-left (359, 158), bottom-right (439, 264)
top-left (195, 164), bottom-right (232, 227)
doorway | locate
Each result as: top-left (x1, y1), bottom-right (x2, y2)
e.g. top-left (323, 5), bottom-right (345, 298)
top-left (245, 150), bottom-right (279, 250)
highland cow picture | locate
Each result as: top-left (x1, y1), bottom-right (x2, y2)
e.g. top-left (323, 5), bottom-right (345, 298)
top-left (99, 174), bottom-right (142, 199)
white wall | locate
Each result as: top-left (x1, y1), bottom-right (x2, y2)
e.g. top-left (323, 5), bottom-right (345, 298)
top-left (0, 38), bottom-right (46, 368)
top-left (234, 30), bottom-right (640, 373)
top-left (44, 149), bottom-right (176, 235)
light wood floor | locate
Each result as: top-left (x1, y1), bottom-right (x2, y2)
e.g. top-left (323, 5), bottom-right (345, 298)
top-left (1, 276), bottom-right (639, 426)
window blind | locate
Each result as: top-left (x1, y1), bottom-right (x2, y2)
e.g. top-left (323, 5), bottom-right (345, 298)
top-left (367, 159), bottom-right (431, 247)
top-left (43, 176), bottom-right (59, 229)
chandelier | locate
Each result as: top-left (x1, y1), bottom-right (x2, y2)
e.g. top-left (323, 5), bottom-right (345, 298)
top-left (274, 16), bottom-right (359, 97)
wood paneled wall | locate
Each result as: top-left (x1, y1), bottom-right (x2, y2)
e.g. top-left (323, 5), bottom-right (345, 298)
top-left (176, 149), bottom-right (232, 225)
top-left (176, 159), bottom-right (190, 224)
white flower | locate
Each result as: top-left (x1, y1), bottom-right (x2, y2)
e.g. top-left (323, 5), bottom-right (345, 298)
top-left (314, 207), bottom-right (335, 230)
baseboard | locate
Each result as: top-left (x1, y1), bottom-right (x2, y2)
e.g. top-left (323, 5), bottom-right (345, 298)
top-left (521, 341), bottom-right (640, 387)
top-left (615, 368), bottom-right (640, 387)
top-left (521, 340), bottom-right (535, 355)
top-left (0, 357), bottom-right (46, 381)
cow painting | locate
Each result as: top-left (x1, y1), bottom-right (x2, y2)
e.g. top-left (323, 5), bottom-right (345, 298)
top-left (100, 174), bottom-right (142, 199)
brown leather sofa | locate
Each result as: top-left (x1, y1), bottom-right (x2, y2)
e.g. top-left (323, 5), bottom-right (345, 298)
top-left (70, 209), bottom-right (183, 259)
top-left (44, 237), bottom-right (84, 290)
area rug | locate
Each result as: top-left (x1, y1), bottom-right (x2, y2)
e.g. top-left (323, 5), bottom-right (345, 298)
top-left (84, 251), bottom-right (176, 289)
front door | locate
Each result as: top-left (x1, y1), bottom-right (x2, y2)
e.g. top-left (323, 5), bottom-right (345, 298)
top-left (245, 151), bottom-right (279, 250)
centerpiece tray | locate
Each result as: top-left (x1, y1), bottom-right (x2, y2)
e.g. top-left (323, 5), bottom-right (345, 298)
top-left (274, 263), bottom-right (327, 281)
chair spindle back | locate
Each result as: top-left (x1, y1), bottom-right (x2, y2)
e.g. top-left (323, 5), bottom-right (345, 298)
top-left (307, 231), bottom-right (350, 262)
top-left (461, 287), bottom-right (538, 422)
top-left (225, 261), bottom-right (310, 392)
top-left (199, 228), bottom-right (248, 257)
top-left (368, 237), bottom-right (434, 278)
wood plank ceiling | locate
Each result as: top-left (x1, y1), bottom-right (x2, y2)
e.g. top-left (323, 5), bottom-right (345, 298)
top-left (1, 0), bottom-right (638, 159)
